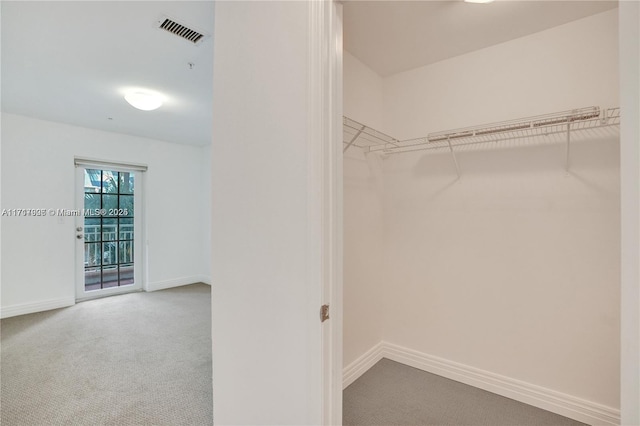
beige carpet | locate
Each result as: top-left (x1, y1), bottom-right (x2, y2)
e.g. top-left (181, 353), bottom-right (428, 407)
top-left (1, 283), bottom-right (212, 426)
top-left (343, 358), bottom-right (588, 426)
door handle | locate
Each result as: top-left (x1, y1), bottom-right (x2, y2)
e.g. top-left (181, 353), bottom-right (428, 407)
top-left (76, 234), bottom-right (84, 240)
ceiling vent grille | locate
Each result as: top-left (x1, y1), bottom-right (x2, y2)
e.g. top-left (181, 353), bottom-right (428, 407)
top-left (156, 16), bottom-right (208, 45)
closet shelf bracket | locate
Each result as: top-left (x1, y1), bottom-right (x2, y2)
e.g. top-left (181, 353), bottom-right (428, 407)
top-left (343, 125), bottom-right (365, 153)
top-left (565, 122), bottom-right (571, 172)
top-left (447, 136), bottom-right (461, 178)
top-left (343, 117), bottom-right (401, 153)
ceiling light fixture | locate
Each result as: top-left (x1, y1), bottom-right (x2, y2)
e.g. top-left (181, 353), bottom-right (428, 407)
top-left (464, 0), bottom-right (495, 3)
top-left (124, 91), bottom-right (164, 111)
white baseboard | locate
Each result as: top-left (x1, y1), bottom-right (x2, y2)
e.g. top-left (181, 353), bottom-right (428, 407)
top-left (1, 278), bottom-right (211, 318)
top-left (344, 341), bottom-right (621, 426)
top-left (0, 296), bottom-right (75, 319)
top-left (147, 276), bottom-right (210, 292)
top-left (342, 341), bottom-right (385, 389)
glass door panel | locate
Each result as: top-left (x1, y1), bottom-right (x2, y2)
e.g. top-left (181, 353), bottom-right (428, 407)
top-left (76, 166), bottom-right (142, 300)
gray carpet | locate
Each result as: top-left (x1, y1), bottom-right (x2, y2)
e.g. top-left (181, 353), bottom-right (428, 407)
top-left (1, 283), bottom-right (212, 426)
top-left (344, 358), bottom-right (588, 426)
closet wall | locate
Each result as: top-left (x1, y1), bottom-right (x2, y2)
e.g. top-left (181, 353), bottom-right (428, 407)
top-left (344, 7), bottom-right (620, 416)
top-left (343, 52), bottom-right (387, 367)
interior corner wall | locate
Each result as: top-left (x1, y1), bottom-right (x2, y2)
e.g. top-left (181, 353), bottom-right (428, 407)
top-left (344, 51), bottom-right (385, 132)
top-left (376, 9), bottom-right (620, 411)
top-left (201, 144), bottom-right (212, 285)
top-left (0, 113), bottom-right (210, 317)
top-left (0, 114), bottom-right (3, 307)
top-left (343, 51), bottom-right (386, 368)
top-left (619, 1), bottom-right (640, 424)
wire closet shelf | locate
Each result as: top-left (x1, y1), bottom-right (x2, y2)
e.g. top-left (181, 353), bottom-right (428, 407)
top-left (343, 106), bottom-right (620, 155)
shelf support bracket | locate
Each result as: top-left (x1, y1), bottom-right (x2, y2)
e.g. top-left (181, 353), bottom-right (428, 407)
top-left (343, 125), bottom-right (365, 153)
top-left (565, 121), bottom-right (571, 172)
top-left (447, 136), bottom-right (461, 178)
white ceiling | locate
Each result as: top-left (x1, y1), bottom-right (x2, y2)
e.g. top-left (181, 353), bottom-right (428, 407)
top-left (1, 1), bottom-right (618, 147)
top-left (1, 1), bottom-right (214, 146)
top-left (343, 0), bottom-right (618, 77)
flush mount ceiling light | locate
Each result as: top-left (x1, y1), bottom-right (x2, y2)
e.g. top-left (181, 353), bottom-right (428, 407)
top-left (124, 91), bottom-right (164, 111)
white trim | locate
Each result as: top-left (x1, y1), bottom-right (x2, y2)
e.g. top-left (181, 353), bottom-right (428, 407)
top-left (74, 156), bottom-right (148, 172)
top-left (141, 172), bottom-right (150, 293)
top-left (619, 2), bottom-right (640, 424)
top-left (330, 3), bottom-right (345, 424)
top-left (147, 276), bottom-right (207, 292)
top-left (343, 342), bottom-right (621, 426)
top-left (0, 277), bottom-right (210, 318)
top-left (197, 275), bottom-right (212, 285)
top-left (0, 296), bottom-right (75, 319)
top-left (307, 1), bottom-right (324, 422)
top-left (306, 1), bottom-right (325, 423)
top-left (309, 0), bottom-right (344, 424)
top-left (342, 342), bottom-right (385, 389)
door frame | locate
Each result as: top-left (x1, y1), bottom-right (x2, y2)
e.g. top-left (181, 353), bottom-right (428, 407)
top-left (619, 2), bottom-right (640, 424)
top-left (312, 0), bottom-right (344, 423)
top-left (324, 3), bottom-right (640, 424)
top-left (74, 158), bottom-right (147, 301)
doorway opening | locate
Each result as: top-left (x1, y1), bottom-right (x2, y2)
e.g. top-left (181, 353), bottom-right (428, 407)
top-left (75, 161), bottom-right (145, 301)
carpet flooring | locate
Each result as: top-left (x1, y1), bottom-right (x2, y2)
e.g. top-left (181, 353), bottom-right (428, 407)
top-left (2, 286), bottom-right (590, 426)
top-left (1, 283), bottom-right (212, 426)
top-left (343, 358), bottom-right (588, 426)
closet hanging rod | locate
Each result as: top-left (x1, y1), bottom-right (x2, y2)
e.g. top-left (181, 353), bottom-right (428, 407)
top-left (425, 106), bottom-right (601, 143)
top-left (382, 114), bottom-right (620, 155)
top-left (347, 106), bottom-right (620, 155)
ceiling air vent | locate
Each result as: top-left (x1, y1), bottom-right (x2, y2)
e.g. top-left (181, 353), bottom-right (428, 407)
top-left (156, 15), bottom-right (209, 45)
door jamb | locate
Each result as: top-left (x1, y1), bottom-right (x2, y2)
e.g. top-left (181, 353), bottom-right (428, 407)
top-left (309, 0), bottom-right (344, 423)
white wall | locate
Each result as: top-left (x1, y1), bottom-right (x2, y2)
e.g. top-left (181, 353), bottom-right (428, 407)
top-left (201, 144), bottom-right (212, 285)
top-left (343, 52), bottom-right (386, 368)
top-left (0, 113), bottom-right (210, 317)
top-left (382, 140), bottom-right (620, 408)
top-left (211, 2), bottom-right (324, 424)
top-left (344, 52), bottom-right (385, 132)
top-left (378, 9), bottom-right (620, 413)
top-left (619, 1), bottom-right (640, 424)
top-left (384, 10), bottom-right (619, 140)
